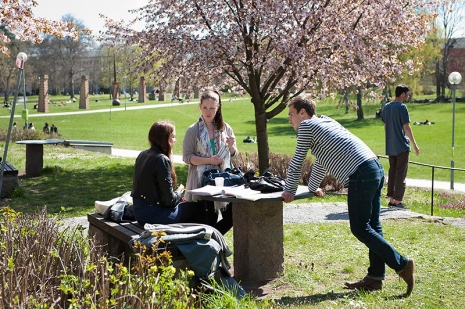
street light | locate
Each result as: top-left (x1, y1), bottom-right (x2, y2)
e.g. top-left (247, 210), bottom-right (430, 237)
top-left (17, 52), bottom-right (28, 128)
top-left (1, 52), bottom-right (28, 196)
top-left (448, 71), bottom-right (462, 190)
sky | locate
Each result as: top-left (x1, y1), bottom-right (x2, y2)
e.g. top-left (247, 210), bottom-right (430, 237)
top-left (32, 0), bottom-right (465, 37)
top-left (32, 0), bottom-right (146, 35)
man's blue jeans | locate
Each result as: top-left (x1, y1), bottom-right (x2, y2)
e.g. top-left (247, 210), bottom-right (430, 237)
top-left (347, 158), bottom-right (409, 280)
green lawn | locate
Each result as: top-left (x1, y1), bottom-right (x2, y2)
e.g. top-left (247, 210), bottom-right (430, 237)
top-left (2, 94), bottom-right (463, 183)
top-left (1, 94), bottom-right (464, 308)
top-left (1, 94), bottom-right (464, 219)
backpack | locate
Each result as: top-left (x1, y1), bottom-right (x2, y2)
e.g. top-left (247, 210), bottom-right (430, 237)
top-left (96, 192), bottom-right (135, 223)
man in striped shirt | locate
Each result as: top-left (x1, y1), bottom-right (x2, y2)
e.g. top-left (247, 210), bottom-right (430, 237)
top-left (282, 96), bottom-right (415, 296)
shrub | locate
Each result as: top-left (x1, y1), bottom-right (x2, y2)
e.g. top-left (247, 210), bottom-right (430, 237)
top-left (0, 207), bottom-right (202, 308)
top-left (232, 152), bottom-right (343, 192)
top-left (0, 127), bottom-right (49, 142)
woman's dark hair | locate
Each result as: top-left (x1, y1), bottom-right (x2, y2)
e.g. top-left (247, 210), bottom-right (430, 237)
top-left (287, 96), bottom-right (316, 116)
top-left (200, 90), bottom-right (225, 131)
top-left (148, 120), bottom-right (177, 187)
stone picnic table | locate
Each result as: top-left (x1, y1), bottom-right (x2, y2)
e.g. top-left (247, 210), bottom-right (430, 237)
top-left (200, 185), bottom-right (313, 286)
top-left (15, 139), bottom-right (113, 177)
top-left (15, 139), bottom-right (64, 177)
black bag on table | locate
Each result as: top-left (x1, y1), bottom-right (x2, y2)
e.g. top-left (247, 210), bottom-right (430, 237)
top-left (201, 167), bottom-right (246, 187)
top-left (247, 168), bottom-right (285, 193)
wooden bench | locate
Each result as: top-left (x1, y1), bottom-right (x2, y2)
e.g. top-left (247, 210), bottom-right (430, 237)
top-left (87, 213), bottom-right (187, 267)
top-left (2, 161), bottom-right (18, 176)
top-left (1, 161), bottom-right (19, 197)
top-left (64, 140), bottom-right (113, 154)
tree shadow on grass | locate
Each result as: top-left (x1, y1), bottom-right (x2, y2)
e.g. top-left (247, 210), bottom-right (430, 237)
top-left (10, 164), bottom-right (189, 217)
top-left (272, 290), bottom-right (407, 306)
top-left (272, 291), bottom-right (356, 306)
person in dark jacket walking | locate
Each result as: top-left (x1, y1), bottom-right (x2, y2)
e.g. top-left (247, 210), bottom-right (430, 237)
top-left (131, 120), bottom-right (210, 226)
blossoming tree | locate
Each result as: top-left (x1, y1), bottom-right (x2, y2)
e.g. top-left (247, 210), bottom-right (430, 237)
top-left (0, 0), bottom-right (76, 54)
top-left (101, 0), bottom-right (436, 172)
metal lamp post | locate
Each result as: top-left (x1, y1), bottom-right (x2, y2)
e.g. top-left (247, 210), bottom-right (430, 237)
top-left (0, 52), bottom-right (27, 196)
top-left (448, 71), bottom-right (462, 190)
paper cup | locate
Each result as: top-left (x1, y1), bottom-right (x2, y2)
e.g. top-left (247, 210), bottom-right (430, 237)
top-left (215, 177), bottom-right (224, 187)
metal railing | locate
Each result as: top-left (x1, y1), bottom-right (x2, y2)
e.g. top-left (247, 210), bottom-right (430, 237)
top-left (377, 155), bottom-right (465, 215)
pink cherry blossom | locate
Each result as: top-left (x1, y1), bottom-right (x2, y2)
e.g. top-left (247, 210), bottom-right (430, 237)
top-left (100, 0), bottom-right (438, 172)
top-left (0, 0), bottom-right (77, 54)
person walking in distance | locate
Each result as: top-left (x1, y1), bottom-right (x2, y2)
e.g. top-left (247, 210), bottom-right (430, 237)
top-left (382, 85), bottom-right (420, 209)
top-left (282, 96), bottom-right (415, 296)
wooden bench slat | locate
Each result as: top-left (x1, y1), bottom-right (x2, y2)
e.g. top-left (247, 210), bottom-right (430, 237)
top-left (88, 214), bottom-right (138, 243)
top-left (1, 162), bottom-right (18, 176)
top-left (87, 213), bottom-right (184, 261)
top-left (120, 221), bottom-right (145, 234)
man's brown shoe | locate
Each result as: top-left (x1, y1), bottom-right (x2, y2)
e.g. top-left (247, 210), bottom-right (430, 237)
top-left (398, 258), bottom-right (415, 296)
top-left (344, 276), bottom-right (383, 291)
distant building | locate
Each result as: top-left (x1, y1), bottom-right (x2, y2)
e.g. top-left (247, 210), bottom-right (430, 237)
top-left (448, 37), bottom-right (465, 75)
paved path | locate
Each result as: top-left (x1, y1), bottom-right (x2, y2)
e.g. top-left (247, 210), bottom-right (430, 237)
top-left (62, 148), bottom-right (465, 230)
top-left (111, 148), bottom-right (465, 193)
top-left (0, 100), bottom-right (201, 119)
top-left (64, 200), bottom-right (465, 231)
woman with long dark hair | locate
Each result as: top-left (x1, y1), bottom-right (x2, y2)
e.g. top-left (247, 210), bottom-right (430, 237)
top-left (131, 120), bottom-right (204, 225)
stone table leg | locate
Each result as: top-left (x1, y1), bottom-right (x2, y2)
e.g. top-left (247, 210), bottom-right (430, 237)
top-left (232, 200), bottom-right (284, 284)
top-left (25, 144), bottom-right (44, 177)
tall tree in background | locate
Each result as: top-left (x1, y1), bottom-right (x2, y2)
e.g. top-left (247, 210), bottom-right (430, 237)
top-left (101, 0), bottom-right (436, 172)
top-left (435, 0), bottom-right (465, 99)
top-left (31, 15), bottom-right (91, 97)
top-left (55, 14), bottom-right (92, 98)
top-left (396, 30), bottom-right (442, 96)
top-left (0, 26), bottom-right (25, 103)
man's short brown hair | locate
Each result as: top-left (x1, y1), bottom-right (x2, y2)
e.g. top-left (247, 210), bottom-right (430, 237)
top-left (287, 96), bottom-right (316, 116)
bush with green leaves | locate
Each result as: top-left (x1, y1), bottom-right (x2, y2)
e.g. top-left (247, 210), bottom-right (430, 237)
top-left (0, 207), bottom-right (202, 308)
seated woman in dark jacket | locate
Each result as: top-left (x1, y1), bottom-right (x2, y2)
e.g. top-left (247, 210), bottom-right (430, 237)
top-left (131, 120), bottom-right (214, 226)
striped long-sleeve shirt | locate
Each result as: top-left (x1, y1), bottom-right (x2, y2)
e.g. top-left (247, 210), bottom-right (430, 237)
top-left (284, 115), bottom-right (376, 194)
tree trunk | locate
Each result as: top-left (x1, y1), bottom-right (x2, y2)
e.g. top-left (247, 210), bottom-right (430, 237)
top-left (436, 61), bottom-right (441, 101)
top-left (344, 88), bottom-right (349, 114)
top-left (158, 84), bottom-right (165, 101)
top-left (174, 79), bottom-right (180, 99)
top-left (252, 96), bottom-right (270, 174)
top-left (357, 87), bottom-right (364, 120)
top-left (69, 70), bottom-right (75, 99)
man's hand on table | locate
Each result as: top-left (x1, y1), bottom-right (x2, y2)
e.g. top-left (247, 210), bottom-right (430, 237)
top-left (314, 188), bottom-right (324, 198)
top-left (282, 188), bottom-right (324, 202)
top-left (281, 191), bottom-right (295, 203)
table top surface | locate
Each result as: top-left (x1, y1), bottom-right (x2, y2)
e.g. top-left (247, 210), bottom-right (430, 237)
top-left (16, 139), bottom-right (65, 145)
top-left (199, 185), bottom-right (314, 203)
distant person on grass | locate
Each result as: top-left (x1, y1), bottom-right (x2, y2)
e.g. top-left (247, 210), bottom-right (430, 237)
top-left (51, 124), bottom-right (58, 135)
top-left (281, 96), bottom-right (415, 296)
top-left (131, 120), bottom-right (209, 226)
top-left (43, 122), bottom-right (50, 134)
top-left (382, 85), bottom-right (420, 209)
